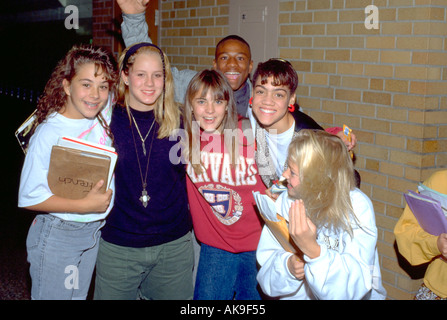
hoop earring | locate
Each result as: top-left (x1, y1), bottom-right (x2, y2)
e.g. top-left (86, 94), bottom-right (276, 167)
top-left (288, 104), bottom-right (295, 112)
top-left (249, 97), bottom-right (253, 106)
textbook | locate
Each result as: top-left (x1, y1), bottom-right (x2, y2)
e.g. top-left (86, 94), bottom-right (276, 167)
top-left (404, 190), bottom-right (447, 236)
top-left (57, 136), bottom-right (117, 189)
top-left (253, 191), bottom-right (301, 256)
top-left (47, 137), bottom-right (117, 200)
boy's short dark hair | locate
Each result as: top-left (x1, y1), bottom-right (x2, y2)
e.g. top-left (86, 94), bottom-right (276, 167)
top-left (215, 35), bottom-right (252, 59)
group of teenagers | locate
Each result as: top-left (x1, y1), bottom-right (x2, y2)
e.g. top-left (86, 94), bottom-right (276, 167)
top-left (16, 0), bottom-right (393, 300)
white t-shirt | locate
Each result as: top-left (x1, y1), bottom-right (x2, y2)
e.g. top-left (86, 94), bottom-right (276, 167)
top-left (247, 107), bottom-right (295, 178)
top-left (18, 104), bottom-right (115, 223)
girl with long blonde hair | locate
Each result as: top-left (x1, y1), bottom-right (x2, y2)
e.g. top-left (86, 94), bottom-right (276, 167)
top-left (94, 43), bottom-right (194, 300)
top-left (257, 129), bottom-right (386, 300)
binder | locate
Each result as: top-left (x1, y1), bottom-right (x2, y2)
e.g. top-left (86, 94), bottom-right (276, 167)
top-left (404, 190), bottom-right (447, 236)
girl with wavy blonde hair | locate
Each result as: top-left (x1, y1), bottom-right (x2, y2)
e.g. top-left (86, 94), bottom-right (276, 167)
top-left (257, 129), bottom-right (386, 300)
top-left (287, 129), bottom-right (357, 235)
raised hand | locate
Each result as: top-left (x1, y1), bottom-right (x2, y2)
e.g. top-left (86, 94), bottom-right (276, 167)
top-left (288, 200), bottom-right (320, 259)
top-left (117, 0), bottom-right (150, 14)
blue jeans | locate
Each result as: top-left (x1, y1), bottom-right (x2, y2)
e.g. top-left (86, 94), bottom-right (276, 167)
top-left (26, 214), bottom-right (104, 300)
top-left (194, 244), bottom-right (261, 300)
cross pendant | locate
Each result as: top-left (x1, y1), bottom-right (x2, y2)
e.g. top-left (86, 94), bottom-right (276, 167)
top-left (139, 189), bottom-right (150, 208)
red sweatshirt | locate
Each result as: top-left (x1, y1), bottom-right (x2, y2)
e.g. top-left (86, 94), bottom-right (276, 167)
top-left (186, 120), bottom-right (266, 253)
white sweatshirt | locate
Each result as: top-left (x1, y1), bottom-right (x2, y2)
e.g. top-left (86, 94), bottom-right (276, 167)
top-left (256, 189), bottom-right (387, 300)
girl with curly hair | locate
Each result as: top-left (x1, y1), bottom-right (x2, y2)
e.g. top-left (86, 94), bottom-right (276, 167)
top-left (18, 44), bottom-right (118, 300)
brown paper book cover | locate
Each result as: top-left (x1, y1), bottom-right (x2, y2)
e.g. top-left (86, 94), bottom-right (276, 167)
top-left (47, 145), bottom-right (110, 200)
top-left (260, 213), bottom-right (300, 255)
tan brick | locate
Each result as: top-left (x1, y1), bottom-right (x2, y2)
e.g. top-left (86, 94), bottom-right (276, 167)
top-left (338, 63), bottom-right (364, 75)
top-left (380, 162), bottom-right (404, 178)
top-left (312, 61), bottom-right (337, 73)
top-left (326, 49), bottom-right (351, 61)
top-left (362, 118), bottom-right (391, 133)
top-left (348, 103), bottom-right (376, 117)
top-left (307, 0), bottom-right (331, 10)
top-left (304, 73), bottom-right (328, 85)
top-left (339, 9), bottom-right (364, 22)
top-left (327, 23), bottom-right (353, 35)
top-left (381, 51), bottom-right (412, 64)
top-left (370, 78), bottom-right (384, 90)
top-left (366, 37), bottom-right (396, 49)
top-left (390, 150), bottom-right (423, 167)
top-left (364, 64), bottom-right (394, 78)
top-left (322, 100), bottom-right (347, 113)
top-left (385, 80), bottom-right (409, 93)
top-left (377, 107), bottom-right (407, 122)
top-left (314, 37), bottom-right (338, 47)
top-left (363, 91), bottom-right (392, 105)
top-left (345, 0), bottom-right (373, 8)
top-left (310, 86), bottom-right (334, 99)
top-left (414, 22), bottom-right (447, 36)
top-left (391, 123), bottom-right (425, 138)
top-left (339, 36), bottom-right (365, 48)
top-left (313, 11), bottom-right (337, 22)
top-left (302, 24), bottom-right (325, 35)
top-left (382, 22), bottom-right (413, 35)
top-left (301, 49), bottom-right (324, 60)
top-left (343, 76), bottom-right (369, 89)
top-left (351, 50), bottom-right (379, 63)
top-left (335, 88), bottom-right (362, 102)
top-left (281, 24), bottom-right (302, 35)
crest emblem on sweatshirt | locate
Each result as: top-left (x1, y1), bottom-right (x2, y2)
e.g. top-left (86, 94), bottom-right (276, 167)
top-left (199, 184), bottom-right (243, 225)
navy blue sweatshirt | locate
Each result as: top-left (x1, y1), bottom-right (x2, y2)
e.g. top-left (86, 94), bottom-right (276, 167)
top-left (101, 106), bottom-right (192, 247)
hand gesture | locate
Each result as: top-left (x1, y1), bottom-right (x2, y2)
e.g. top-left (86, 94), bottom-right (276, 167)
top-left (288, 200), bottom-right (320, 259)
top-left (117, 0), bottom-right (149, 14)
top-left (287, 255), bottom-right (305, 280)
top-left (437, 233), bottom-right (447, 259)
top-left (265, 187), bottom-right (279, 201)
top-left (82, 180), bottom-right (113, 213)
top-left (336, 130), bottom-right (357, 151)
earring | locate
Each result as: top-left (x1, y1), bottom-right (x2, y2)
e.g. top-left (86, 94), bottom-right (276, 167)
top-left (288, 104), bottom-right (295, 112)
top-left (249, 97), bottom-right (253, 106)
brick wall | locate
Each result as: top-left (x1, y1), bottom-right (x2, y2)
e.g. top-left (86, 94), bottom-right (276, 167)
top-left (280, 0), bottom-right (447, 300)
top-left (92, 0), bottom-right (119, 56)
top-left (95, 0), bottom-right (447, 299)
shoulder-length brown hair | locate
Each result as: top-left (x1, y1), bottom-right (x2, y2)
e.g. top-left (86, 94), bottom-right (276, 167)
top-left (182, 69), bottom-right (239, 175)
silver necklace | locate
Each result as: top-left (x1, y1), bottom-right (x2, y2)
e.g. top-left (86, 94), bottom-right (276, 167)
top-left (129, 109), bottom-right (156, 208)
top-left (130, 112), bottom-right (156, 156)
